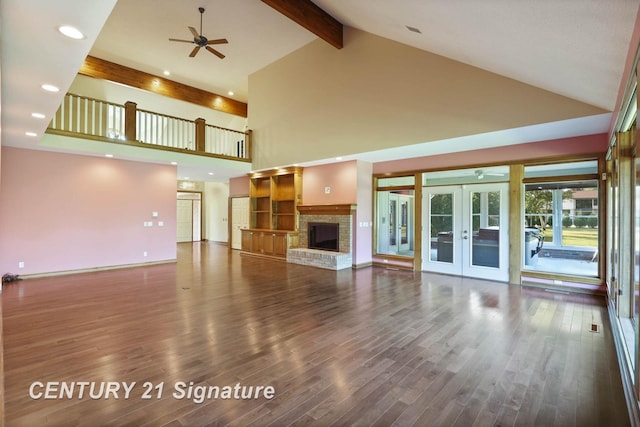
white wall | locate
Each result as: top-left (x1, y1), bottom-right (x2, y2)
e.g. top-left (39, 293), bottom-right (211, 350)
top-left (204, 182), bottom-right (230, 242)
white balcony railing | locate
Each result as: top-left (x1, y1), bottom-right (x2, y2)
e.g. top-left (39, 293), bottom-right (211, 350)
top-left (48, 93), bottom-right (251, 162)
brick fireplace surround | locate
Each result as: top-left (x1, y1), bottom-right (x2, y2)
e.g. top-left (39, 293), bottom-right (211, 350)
top-left (287, 204), bottom-right (356, 270)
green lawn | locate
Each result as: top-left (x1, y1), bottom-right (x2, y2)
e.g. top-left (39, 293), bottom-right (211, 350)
top-left (541, 227), bottom-right (598, 248)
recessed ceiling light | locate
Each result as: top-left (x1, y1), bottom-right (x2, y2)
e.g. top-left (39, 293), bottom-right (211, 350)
top-left (163, 70), bottom-right (171, 76)
top-left (228, 91), bottom-right (234, 96)
top-left (58, 25), bottom-right (84, 40)
top-left (25, 132), bottom-right (37, 137)
top-left (208, 172), bottom-right (214, 175)
top-left (171, 161), bottom-right (178, 165)
top-left (32, 113), bottom-right (46, 119)
top-left (105, 154), bottom-right (114, 158)
top-left (336, 157), bottom-right (343, 161)
top-left (41, 84), bottom-right (60, 92)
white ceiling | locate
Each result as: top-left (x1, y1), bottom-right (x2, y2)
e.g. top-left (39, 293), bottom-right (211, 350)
top-left (2, 0), bottom-right (639, 182)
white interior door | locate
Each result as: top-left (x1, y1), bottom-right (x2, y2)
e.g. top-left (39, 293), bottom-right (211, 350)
top-left (177, 192), bottom-right (202, 243)
top-left (176, 199), bottom-right (194, 243)
top-left (231, 197), bottom-right (250, 250)
top-left (422, 183), bottom-right (509, 281)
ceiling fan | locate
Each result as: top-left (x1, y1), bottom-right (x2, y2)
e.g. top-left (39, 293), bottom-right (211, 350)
top-left (475, 169), bottom-right (506, 180)
top-left (169, 7), bottom-right (228, 59)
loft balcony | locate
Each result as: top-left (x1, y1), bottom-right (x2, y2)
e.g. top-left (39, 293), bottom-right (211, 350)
top-left (46, 93), bottom-right (251, 163)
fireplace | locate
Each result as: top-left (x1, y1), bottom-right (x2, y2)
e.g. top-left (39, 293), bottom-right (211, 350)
top-left (308, 222), bottom-right (339, 252)
top-left (287, 204), bottom-right (355, 270)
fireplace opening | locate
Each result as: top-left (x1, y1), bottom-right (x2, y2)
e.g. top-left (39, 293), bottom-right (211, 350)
top-left (308, 222), bottom-right (339, 252)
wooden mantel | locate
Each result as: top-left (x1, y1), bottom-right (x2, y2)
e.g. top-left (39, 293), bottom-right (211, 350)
top-left (297, 204), bottom-right (356, 215)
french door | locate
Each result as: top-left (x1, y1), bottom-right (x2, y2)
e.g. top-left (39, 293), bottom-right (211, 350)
top-left (422, 183), bottom-right (509, 281)
top-left (387, 193), bottom-right (413, 254)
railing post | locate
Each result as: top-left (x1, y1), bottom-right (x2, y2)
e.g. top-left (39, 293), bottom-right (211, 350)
top-left (195, 118), bottom-right (206, 152)
top-left (246, 129), bottom-right (252, 161)
top-left (124, 101), bottom-right (137, 141)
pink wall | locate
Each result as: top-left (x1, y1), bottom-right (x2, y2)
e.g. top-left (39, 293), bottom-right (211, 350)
top-left (302, 161), bottom-right (373, 266)
top-left (373, 133), bottom-right (608, 174)
top-left (0, 147), bottom-right (177, 275)
top-left (229, 175), bottom-right (250, 197)
top-left (302, 161), bottom-right (358, 205)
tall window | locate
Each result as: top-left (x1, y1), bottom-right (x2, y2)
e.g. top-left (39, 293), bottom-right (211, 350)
top-left (523, 161), bottom-right (599, 277)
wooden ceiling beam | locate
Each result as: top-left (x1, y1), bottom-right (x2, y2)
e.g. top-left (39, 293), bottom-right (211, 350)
top-left (261, 0), bottom-right (343, 49)
top-left (78, 56), bottom-right (248, 118)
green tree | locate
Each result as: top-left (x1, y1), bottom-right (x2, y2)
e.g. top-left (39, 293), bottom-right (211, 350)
top-left (525, 189), bottom-right (552, 229)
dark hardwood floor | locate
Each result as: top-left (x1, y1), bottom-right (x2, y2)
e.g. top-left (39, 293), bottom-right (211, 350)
top-left (2, 243), bottom-right (630, 426)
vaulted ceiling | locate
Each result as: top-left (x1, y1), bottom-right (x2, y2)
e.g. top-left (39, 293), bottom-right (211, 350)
top-left (2, 0), bottom-right (639, 180)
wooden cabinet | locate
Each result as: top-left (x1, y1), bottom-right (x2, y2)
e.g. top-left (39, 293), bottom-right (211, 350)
top-left (240, 229), bottom-right (299, 259)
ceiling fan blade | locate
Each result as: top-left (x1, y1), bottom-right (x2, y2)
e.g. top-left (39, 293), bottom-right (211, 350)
top-left (206, 46), bottom-right (225, 59)
top-left (188, 26), bottom-right (200, 39)
top-left (207, 38), bottom-right (228, 45)
top-left (189, 46), bottom-right (201, 57)
top-left (169, 38), bottom-right (194, 43)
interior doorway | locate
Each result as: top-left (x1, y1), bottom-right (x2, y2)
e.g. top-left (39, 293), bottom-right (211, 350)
top-left (177, 192), bottom-right (202, 242)
top-left (230, 196), bottom-right (250, 249)
top-left (422, 183), bottom-right (509, 281)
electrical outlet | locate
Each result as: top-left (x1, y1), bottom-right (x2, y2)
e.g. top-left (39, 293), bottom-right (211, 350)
top-left (143, 251), bottom-right (148, 257)
top-left (18, 261), bottom-right (24, 268)
top-left (324, 186), bottom-right (331, 194)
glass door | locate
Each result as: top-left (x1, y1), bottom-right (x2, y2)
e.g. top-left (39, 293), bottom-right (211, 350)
top-left (376, 190), bottom-right (415, 256)
top-left (422, 186), bottom-right (461, 276)
top-left (463, 184), bottom-right (509, 281)
top-left (422, 183), bottom-right (509, 281)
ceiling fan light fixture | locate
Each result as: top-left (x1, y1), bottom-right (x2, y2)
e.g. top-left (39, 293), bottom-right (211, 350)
top-left (169, 7), bottom-right (228, 59)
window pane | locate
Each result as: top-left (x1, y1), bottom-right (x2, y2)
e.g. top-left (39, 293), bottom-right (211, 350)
top-left (470, 191), bottom-right (500, 268)
top-left (430, 193), bottom-right (453, 262)
top-left (378, 176), bottom-right (415, 188)
top-left (523, 180), bottom-right (598, 276)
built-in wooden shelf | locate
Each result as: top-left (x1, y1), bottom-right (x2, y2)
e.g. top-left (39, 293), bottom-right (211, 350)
top-left (243, 166), bottom-right (303, 259)
top-left (297, 204), bottom-right (356, 216)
